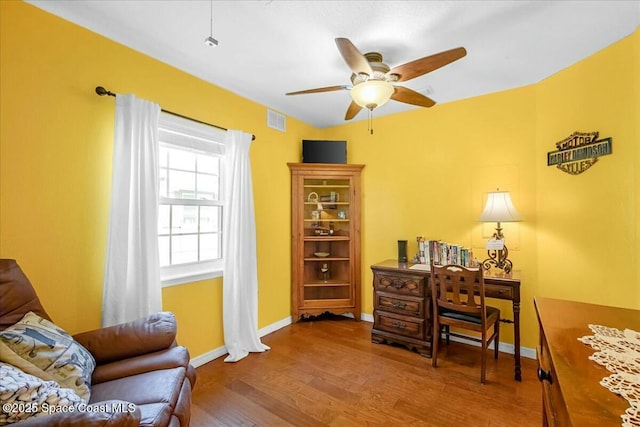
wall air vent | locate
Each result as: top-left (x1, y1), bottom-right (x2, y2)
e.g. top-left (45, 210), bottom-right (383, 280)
top-left (267, 109), bottom-right (286, 132)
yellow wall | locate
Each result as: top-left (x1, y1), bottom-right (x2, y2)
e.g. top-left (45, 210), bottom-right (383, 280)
top-left (636, 29), bottom-right (640, 309)
top-left (323, 30), bottom-right (639, 346)
top-left (1, 1), bottom-right (638, 358)
top-left (534, 32), bottom-right (638, 309)
top-left (0, 1), bottom-right (319, 358)
top-left (323, 87), bottom-right (537, 345)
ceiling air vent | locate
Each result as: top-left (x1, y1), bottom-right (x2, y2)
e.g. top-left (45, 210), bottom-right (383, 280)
top-left (267, 109), bottom-right (286, 132)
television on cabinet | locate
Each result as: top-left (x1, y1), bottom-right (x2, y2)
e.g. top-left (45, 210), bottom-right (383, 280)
top-left (302, 140), bottom-right (347, 164)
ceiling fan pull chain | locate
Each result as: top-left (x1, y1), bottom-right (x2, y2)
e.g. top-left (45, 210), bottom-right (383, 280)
top-left (368, 109), bottom-right (374, 135)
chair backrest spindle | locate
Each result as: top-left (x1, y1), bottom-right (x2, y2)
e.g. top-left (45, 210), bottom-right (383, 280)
top-left (433, 264), bottom-right (485, 316)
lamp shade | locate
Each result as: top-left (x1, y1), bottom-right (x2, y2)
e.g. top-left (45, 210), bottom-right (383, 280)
top-left (350, 80), bottom-right (394, 110)
top-left (478, 191), bottom-right (523, 222)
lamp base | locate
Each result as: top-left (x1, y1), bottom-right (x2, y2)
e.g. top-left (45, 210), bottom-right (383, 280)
top-left (482, 244), bottom-right (513, 275)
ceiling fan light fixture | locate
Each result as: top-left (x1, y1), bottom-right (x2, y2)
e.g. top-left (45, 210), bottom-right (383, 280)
top-left (350, 80), bottom-right (394, 110)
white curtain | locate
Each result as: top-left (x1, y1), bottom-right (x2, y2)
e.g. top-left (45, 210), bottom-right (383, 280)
top-left (102, 94), bottom-right (162, 327)
top-left (223, 130), bottom-right (270, 362)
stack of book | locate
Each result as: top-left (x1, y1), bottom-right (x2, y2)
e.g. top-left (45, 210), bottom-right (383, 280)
top-left (417, 237), bottom-right (476, 268)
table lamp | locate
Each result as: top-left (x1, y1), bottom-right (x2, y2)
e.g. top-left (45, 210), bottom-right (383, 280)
top-left (478, 190), bottom-right (522, 274)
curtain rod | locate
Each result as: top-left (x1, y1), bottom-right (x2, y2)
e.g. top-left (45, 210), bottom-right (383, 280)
top-left (95, 86), bottom-right (255, 141)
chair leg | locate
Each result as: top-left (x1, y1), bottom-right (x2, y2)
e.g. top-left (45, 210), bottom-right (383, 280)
top-left (445, 325), bottom-right (450, 345)
top-left (432, 321), bottom-right (440, 367)
top-left (494, 320), bottom-right (500, 360)
top-left (481, 331), bottom-right (487, 384)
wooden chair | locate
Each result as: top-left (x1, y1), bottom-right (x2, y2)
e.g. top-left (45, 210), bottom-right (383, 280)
top-left (430, 263), bottom-right (500, 384)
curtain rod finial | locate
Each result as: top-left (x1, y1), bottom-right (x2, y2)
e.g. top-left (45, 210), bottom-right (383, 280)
top-left (95, 86), bottom-right (115, 97)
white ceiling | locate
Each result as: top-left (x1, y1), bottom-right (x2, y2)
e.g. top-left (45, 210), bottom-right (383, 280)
top-left (28, 1), bottom-right (639, 129)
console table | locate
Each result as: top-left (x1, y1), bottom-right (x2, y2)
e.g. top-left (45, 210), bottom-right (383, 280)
top-left (371, 259), bottom-right (522, 381)
top-left (535, 297), bottom-right (639, 426)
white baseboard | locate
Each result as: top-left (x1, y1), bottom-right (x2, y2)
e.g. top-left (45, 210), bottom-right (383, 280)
top-left (189, 346), bottom-right (228, 367)
top-left (259, 315), bottom-right (293, 336)
top-left (190, 316), bottom-right (293, 367)
top-left (443, 332), bottom-right (536, 359)
top-left (190, 313), bottom-right (535, 367)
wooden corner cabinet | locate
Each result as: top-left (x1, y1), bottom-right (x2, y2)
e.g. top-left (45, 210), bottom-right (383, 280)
top-left (288, 163), bottom-right (364, 321)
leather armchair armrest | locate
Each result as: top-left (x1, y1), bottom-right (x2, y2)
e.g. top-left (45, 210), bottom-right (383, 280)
top-left (14, 400), bottom-right (141, 426)
top-left (91, 345), bottom-right (190, 385)
top-left (73, 312), bottom-right (177, 365)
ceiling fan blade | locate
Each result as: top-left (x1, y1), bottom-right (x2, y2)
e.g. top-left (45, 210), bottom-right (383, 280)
top-left (335, 38), bottom-right (373, 77)
top-left (286, 85), bottom-right (349, 96)
top-left (388, 47), bottom-right (467, 82)
top-left (391, 86), bottom-right (436, 108)
top-left (345, 101), bottom-right (362, 120)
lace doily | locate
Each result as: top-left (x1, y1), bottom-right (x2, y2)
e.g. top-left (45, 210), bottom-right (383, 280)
top-left (578, 324), bottom-right (640, 427)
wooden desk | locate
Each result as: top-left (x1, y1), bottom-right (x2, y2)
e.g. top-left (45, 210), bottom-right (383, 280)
top-left (534, 297), bottom-right (640, 426)
top-left (370, 259), bottom-right (522, 381)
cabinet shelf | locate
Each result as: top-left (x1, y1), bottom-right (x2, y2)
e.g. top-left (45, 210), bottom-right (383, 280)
top-left (303, 235), bottom-right (350, 242)
top-left (304, 201), bottom-right (349, 205)
top-left (303, 281), bottom-right (351, 287)
top-left (289, 163), bottom-right (364, 321)
top-left (303, 185), bottom-right (350, 189)
top-left (304, 257), bottom-right (349, 262)
top-left (303, 219), bottom-right (350, 223)
top-left (304, 202), bottom-right (349, 210)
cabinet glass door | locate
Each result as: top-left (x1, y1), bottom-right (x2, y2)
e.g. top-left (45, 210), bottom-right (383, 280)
top-left (302, 177), bottom-right (352, 302)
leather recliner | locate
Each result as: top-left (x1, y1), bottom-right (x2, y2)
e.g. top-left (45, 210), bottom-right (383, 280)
top-left (0, 259), bottom-right (196, 426)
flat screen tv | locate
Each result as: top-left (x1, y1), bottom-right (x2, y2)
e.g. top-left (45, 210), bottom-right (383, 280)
top-left (302, 140), bottom-right (347, 164)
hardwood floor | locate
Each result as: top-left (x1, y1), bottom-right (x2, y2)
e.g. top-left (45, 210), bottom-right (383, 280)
top-left (191, 315), bottom-right (542, 426)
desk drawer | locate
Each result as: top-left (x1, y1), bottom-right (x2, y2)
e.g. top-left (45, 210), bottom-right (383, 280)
top-left (485, 284), bottom-right (513, 300)
top-left (374, 272), bottom-right (425, 297)
top-left (537, 332), bottom-right (570, 426)
top-left (374, 311), bottom-right (425, 340)
top-left (376, 293), bottom-right (424, 317)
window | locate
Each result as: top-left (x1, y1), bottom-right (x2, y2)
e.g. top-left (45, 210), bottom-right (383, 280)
top-left (157, 112), bottom-right (226, 286)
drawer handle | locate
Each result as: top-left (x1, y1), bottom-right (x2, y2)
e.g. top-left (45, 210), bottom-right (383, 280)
top-left (537, 368), bottom-right (553, 384)
top-left (392, 301), bottom-right (407, 309)
top-left (392, 321), bottom-right (407, 329)
top-left (392, 280), bottom-right (404, 289)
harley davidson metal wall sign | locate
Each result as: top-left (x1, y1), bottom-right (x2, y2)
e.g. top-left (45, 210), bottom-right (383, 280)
top-left (547, 131), bottom-right (612, 175)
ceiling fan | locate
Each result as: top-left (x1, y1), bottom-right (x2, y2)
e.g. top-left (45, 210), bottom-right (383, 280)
top-left (286, 38), bottom-right (467, 120)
